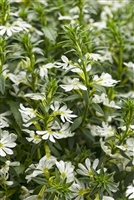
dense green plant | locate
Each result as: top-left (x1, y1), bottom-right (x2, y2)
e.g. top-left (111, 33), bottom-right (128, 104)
top-left (0, 0), bottom-right (134, 199)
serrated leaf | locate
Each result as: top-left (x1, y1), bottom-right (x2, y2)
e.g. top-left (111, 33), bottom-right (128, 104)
top-left (42, 26), bottom-right (57, 42)
top-left (7, 100), bottom-right (22, 128)
top-left (71, 116), bottom-right (82, 131)
top-left (0, 74), bottom-right (5, 94)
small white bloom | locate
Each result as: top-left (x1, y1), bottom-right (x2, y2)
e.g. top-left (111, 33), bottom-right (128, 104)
top-left (93, 72), bottom-right (120, 87)
top-left (92, 93), bottom-right (107, 104)
top-left (8, 71), bottom-right (27, 85)
top-left (56, 160), bottom-right (75, 183)
top-left (24, 194), bottom-right (45, 200)
top-left (39, 63), bottom-right (54, 78)
top-left (103, 98), bottom-right (121, 109)
top-left (13, 19), bottom-right (32, 32)
top-left (90, 122), bottom-right (115, 138)
top-left (69, 179), bottom-right (89, 200)
top-left (36, 121), bottom-right (62, 143)
top-left (0, 111), bottom-right (11, 128)
top-left (126, 181), bottom-right (134, 199)
top-left (60, 77), bottom-right (87, 91)
top-left (19, 104), bottom-right (36, 127)
top-left (24, 93), bottom-right (46, 101)
top-left (77, 158), bottom-right (99, 177)
top-left (51, 101), bottom-right (77, 123)
top-left (85, 53), bottom-right (102, 61)
top-left (58, 13), bottom-right (78, 21)
top-left (0, 130), bottom-right (17, 157)
top-left (124, 62), bottom-right (134, 70)
top-left (0, 160), bottom-right (20, 174)
top-left (19, 186), bottom-right (33, 200)
top-left (0, 24), bottom-right (22, 37)
top-left (93, 21), bottom-right (106, 30)
top-left (32, 155), bottom-right (56, 177)
top-left (0, 172), bottom-right (13, 186)
top-left (23, 129), bottom-right (42, 144)
top-left (103, 196), bottom-right (114, 200)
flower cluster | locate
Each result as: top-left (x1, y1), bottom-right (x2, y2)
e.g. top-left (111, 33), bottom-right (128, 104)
top-left (0, 0), bottom-right (134, 199)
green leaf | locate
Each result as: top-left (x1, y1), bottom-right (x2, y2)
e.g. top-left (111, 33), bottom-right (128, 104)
top-left (71, 116), bottom-right (82, 131)
top-left (32, 177), bottom-right (47, 185)
top-left (7, 100), bottom-right (23, 128)
top-left (81, 128), bottom-right (95, 142)
top-left (92, 84), bottom-right (106, 93)
top-left (14, 164), bottom-right (25, 175)
top-left (42, 26), bottom-right (57, 42)
top-left (92, 103), bottom-right (104, 115)
top-left (63, 94), bottom-right (81, 102)
top-left (114, 171), bottom-right (126, 182)
top-left (0, 74), bottom-right (5, 94)
top-left (82, 90), bottom-right (89, 105)
top-left (124, 171), bottom-right (134, 186)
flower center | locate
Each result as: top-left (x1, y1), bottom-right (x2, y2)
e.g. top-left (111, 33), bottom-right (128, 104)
top-left (0, 142), bottom-right (3, 148)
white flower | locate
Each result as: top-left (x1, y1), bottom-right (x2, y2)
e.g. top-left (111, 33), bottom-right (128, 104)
top-left (103, 196), bottom-right (114, 200)
top-left (24, 93), bottom-right (46, 101)
top-left (58, 13), bottom-right (78, 22)
top-left (56, 55), bottom-right (75, 70)
top-left (13, 19), bottom-right (32, 32)
top-left (100, 138), bottom-right (113, 157)
top-left (93, 21), bottom-right (106, 30)
top-left (32, 155), bottom-right (56, 177)
top-left (39, 63), bottom-right (54, 78)
top-left (25, 164), bottom-right (38, 183)
top-left (8, 71), bottom-right (27, 85)
top-left (117, 91), bottom-right (134, 98)
top-left (116, 138), bottom-right (134, 165)
top-left (51, 101), bottom-right (77, 123)
top-left (90, 122), bottom-right (115, 138)
top-left (92, 93), bottom-right (120, 109)
top-left (56, 160), bottom-right (75, 183)
top-left (85, 53), bottom-right (102, 61)
top-left (92, 93), bottom-right (107, 104)
top-left (0, 172), bottom-right (13, 186)
top-left (36, 121), bottom-right (62, 143)
top-left (103, 98), bottom-right (121, 109)
top-left (56, 122), bottom-right (75, 138)
top-left (0, 160), bottom-right (20, 174)
top-left (0, 130), bottom-right (17, 157)
top-left (126, 181), bottom-right (134, 199)
top-left (69, 179), bottom-right (89, 200)
top-left (23, 129), bottom-right (42, 144)
top-left (0, 24), bottom-right (22, 37)
top-left (36, 121), bottom-right (74, 143)
top-left (0, 111), bottom-right (11, 128)
top-left (19, 104), bottom-right (36, 127)
top-left (19, 186), bottom-right (33, 200)
top-left (77, 158), bottom-right (99, 177)
top-left (24, 194), bottom-right (45, 200)
top-left (60, 77), bottom-right (87, 91)
top-left (124, 62), bottom-right (134, 70)
top-left (93, 72), bottom-right (120, 87)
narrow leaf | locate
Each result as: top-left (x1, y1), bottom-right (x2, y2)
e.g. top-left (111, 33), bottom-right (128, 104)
top-left (0, 74), bottom-right (5, 94)
top-left (71, 116), bottom-right (82, 132)
top-left (7, 100), bottom-right (22, 128)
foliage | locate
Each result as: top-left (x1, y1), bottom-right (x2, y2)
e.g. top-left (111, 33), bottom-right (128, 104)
top-left (0, 0), bottom-right (134, 199)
